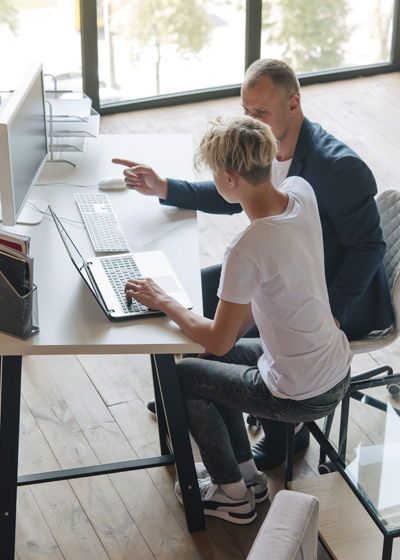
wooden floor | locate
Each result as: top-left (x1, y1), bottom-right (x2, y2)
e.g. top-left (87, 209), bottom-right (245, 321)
top-left (15, 72), bottom-right (400, 560)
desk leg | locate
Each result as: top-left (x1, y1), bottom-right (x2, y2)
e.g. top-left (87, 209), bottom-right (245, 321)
top-left (152, 354), bottom-right (205, 532)
top-left (150, 354), bottom-right (169, 456)
top-left (382, 536), bottom-right (393, 560)
top-left (0, 355), bottom-right (22, 560)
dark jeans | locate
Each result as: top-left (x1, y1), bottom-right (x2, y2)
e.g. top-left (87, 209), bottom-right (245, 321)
top-left (177, 338), bottom-right (350, 485)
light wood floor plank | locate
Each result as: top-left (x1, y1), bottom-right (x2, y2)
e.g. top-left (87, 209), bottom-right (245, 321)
top-left (76, 354), bottom-right (154, 408)
top-left (21, 356), bottom-right (154, 560)
top-left (18, 382), bottom-right (111, 560)
top-left (16, 488), bottom-right (64, 560)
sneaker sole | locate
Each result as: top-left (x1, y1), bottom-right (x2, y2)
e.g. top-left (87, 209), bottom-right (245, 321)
top-left (181, 487), bottom-right (269, 505)
top-left (254, 487), bottom-right (269, 504)
top-left (203, 506), bottom-right (257, 525)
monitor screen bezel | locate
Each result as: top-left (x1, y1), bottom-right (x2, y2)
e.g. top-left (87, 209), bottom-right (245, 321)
top-left (0, 62), bottom-right (48, 226)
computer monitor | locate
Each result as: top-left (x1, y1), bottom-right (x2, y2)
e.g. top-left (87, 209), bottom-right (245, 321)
top-left (0, 62), bottom-right (48, 226)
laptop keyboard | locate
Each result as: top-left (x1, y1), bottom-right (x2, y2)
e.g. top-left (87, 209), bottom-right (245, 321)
top-left (99, 256), bottom-right (149, 314)
top-left (75, 192), bottom-right (130, 253)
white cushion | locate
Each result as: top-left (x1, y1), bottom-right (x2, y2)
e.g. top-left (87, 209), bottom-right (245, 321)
top-left (247, 490), bottom-right (319, 560)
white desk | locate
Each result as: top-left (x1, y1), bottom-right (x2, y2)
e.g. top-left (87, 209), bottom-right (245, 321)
top-left (0, 134), bottom-right (203, 355)
top-left (0, 135), bottom-right (206, 559)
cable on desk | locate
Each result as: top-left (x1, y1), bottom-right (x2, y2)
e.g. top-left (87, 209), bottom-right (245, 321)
top-left (26, 201), bottom-right (83, 225)
top-left (35, 182), bottom-right (98, 188)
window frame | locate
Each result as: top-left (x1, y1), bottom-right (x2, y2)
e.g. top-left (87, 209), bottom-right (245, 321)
top-left (80, 0), bottom-right (400, 114)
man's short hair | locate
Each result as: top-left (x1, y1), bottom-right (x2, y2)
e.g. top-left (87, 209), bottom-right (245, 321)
top-left (244, 59), bottom-right (300, 96)
top-left (195, 116), bottom-right (278, 185)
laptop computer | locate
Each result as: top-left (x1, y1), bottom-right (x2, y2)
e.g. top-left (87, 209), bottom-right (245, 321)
top-left (50, 207), bottom-right (192, 321)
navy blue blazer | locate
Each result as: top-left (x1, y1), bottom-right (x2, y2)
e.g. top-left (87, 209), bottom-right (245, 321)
top-left (162, 118), bottom-right (394, 340)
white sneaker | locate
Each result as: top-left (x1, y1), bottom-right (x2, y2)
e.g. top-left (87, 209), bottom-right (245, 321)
top-left (195, 462), bottom-right (210, 480)
top-left (246, 471), bottom-right (269, 504)
top-left (175, 478), bottom-right (257, 525)
top-left (175, 476), bottom-right (210, 505)
top-left (195, 462), bottom-right (268, 504)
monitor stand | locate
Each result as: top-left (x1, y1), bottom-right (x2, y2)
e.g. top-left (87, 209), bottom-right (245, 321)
top-left (0, 199), bottom-right (49, 226)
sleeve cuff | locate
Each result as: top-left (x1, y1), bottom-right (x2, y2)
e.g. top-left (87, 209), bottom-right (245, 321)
top-left (218, 289), bottom-right (251, 305)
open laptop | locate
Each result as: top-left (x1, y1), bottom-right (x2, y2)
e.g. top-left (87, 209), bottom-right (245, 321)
top-left (50, 207), bottom-right (192, 320)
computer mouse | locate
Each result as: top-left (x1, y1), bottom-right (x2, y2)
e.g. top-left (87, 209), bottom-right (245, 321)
top-left (98, 177), bottom-right (127, 191)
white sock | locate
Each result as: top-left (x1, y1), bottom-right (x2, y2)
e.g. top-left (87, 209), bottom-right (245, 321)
top-left (221, 479), bottom-right (247, 500)
top-left (239, 458), bottom-right (259, 483)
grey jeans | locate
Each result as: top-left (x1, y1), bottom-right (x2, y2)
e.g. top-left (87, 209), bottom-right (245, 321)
top-left (177, 338), bottom-right (350, 485)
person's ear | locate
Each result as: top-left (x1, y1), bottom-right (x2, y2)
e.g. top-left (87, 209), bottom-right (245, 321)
top-left (224, 170), bottom-right (238, 188)
top-left (289, 94), bottom-right (300, 113)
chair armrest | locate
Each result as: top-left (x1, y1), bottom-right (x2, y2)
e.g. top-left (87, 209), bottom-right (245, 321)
top-left (247, 490), bottom-right (319, 560)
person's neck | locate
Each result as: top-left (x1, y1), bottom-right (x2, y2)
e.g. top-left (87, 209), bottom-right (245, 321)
top-left (276, 112), bottom-right (304, 162)
top-left (240, 181), bottom-right (289, 222)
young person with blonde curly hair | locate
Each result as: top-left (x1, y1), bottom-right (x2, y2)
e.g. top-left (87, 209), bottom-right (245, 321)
top-left (125, 116), bottom-right (352, 525)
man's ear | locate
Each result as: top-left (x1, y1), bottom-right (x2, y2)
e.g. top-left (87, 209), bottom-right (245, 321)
top-left (289, 94), bottom-right (300, 113)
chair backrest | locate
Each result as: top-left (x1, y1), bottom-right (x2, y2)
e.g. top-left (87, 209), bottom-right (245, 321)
top-left (376, 189), bottom-right (400, 333)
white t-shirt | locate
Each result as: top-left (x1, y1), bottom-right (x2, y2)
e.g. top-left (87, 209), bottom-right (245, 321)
top-left (217, 176), bottom-right (352, 400)
top-left (271, 158), bottom-right (292, 187)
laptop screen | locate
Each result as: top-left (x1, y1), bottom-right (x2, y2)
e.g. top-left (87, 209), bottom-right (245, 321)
top-left (49, 207), bottom-right (108, 313)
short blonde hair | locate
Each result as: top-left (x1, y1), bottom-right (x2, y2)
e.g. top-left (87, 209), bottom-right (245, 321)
top-left (195, 116), bottom-right (278, 185)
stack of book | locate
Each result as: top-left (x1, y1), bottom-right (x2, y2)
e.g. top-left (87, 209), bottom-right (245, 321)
top-left (0, 228), bottom-right (37, 338)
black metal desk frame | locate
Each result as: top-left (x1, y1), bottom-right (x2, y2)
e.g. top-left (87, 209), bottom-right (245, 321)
top-left (0, 353), bottom-right (205, 559)
top-left (304, 371), bottom-right (400, 560)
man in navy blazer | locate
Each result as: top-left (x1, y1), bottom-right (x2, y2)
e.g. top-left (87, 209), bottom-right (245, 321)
top-left (114, 59), bottom-right (393, 470)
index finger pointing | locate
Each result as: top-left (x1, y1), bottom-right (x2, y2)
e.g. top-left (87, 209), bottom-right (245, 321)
top-left (112, 158), bottom-right (138, 168)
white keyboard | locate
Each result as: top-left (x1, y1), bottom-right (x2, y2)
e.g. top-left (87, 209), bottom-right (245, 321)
top-left (75, 192), bottom-right (130, 253)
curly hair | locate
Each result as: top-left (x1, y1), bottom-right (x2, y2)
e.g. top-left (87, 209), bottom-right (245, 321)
top-left (195, 115), bottom-right (278, 185)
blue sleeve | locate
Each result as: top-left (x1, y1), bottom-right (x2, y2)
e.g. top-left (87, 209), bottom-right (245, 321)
top-left (160, 178), bottom-right (242, 215)
top-left (323, 156), bottom-right (385, 326)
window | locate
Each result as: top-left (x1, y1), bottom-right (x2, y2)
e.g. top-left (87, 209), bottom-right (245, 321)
top-left (0, 0), bottom-right (82, 92)
top-left (97, 0), bottom-right (246, 105)
top-left (261, 0), bottom-right (395, 74)
top-left (0, 1), bottom-right (399, 112)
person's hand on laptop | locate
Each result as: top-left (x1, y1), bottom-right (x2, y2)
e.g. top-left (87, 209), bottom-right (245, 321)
top-left (125, 277), bottom-right (172, 311)
top-left (112, 158), bottom-right (168, 199)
